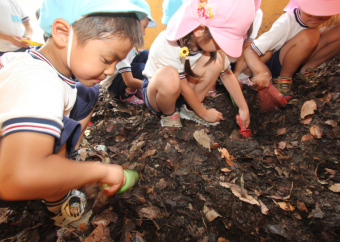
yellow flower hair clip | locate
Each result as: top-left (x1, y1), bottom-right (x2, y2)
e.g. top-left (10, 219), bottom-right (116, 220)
top-left (180, 46), bottom-right (189, 59)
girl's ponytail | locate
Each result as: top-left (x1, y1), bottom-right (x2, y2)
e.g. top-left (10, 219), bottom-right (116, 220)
top-left (180, 27), bottom-right (217, 79)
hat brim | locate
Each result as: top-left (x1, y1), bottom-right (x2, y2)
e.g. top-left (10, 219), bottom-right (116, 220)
top-left (166, 1), bottom-right (200, 41)
top-left (147, 18), bottom-right (157, 28)
top-left (209, 27), bottom-right (243, 58)
top-left (81, 1), bottom-right (148, 21)
top-left (297, 0), bottom-right (340, 16)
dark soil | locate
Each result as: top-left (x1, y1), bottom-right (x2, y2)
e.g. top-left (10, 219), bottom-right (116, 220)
top-left (1, 55), bottom-right (340, 242)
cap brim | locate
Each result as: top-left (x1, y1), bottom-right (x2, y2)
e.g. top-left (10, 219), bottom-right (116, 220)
top-left (210, 27), bottom-right (243, 58)
top-left (297, 0), bottom-right (340, 16)
top-left (166, 1), bottom-right (200, 41)
top-left (81, 1), bottom-right (148, 21)
top-left (147, 18), bottom-right (157, 28)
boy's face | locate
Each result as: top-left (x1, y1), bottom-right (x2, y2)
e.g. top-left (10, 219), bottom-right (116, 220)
top-left (70, 35), bottom-right (133, 87)
top-left (300, 10), bottom-right (331, 29)
top-left (140, 18), bottom-right (150, 36)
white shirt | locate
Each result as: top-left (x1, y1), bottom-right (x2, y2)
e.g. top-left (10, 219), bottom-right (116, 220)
top-left (143, 30), bottom-right (203, 81)
top-left (251, 8), bottom-right (308, 56)
top-left (0, 49), bottom-right (77, 138)
top-left (0, 0), bottom-right (30, 52)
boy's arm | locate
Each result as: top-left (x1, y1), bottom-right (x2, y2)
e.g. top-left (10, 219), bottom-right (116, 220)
top-left (0, 132), bottom-right (124, 201)
top-left (243, 46), bottom-right (272, 88)
top-left (220, 70), bottom-right (250, 128)
top-left (22, 21), bottom-right (33, 40)
top-left (121, 72), bottom-right (143, 89)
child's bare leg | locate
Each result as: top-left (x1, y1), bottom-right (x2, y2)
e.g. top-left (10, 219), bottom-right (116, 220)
top-left (75, 108), bottom-right (95, 150)
top-left (188, 52), bottom-right (223, 101)
top-left (147, 66), bottom-right (181, 115)
top-left (280, 29), bottom-right (320, 77)
top-left (301, 25), bottom-right (340, 72)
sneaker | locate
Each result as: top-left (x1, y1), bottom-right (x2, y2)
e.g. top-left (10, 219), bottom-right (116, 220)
top-left (273, 77), bottom-right (292, 100)
top-left (120, 94), bottom-right (144, 105)
top-left (180, 104), bottom-right (219, 126)
top-left (136, 89), bottom-right (143, 99)
top-left (161, 111), bottom-right (182, 127)
top-left (52, 190), bottom-right (92, 229)
top-left (294, 68), bottom-right (319, 85)
top-left (206, 84), bottom-right (217, 97)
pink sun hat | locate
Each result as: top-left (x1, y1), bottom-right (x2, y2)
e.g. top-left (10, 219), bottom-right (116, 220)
top-left (284, 0), bottom-right (340, 16)
top-left (166, 0), bottom-right (256, 58)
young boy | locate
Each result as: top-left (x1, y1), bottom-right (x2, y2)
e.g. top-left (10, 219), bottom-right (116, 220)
top-left (0, 0), bottom-right (146, 228)
top-left (243, 0), bottom-right (340, 99)
top-left (101, 0), bottom-right (157, 105)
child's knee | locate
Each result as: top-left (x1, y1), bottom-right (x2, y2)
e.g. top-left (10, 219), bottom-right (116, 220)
top-left (158, 66), bottom-right (181, 93)
top-left (299, 29), bottom-right (320, 48)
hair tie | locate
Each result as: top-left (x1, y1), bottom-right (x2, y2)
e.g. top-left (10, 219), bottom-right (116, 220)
top-left (180, 46), bottom-right (189, 58)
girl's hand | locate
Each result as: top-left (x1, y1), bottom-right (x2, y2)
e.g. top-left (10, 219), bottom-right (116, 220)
top-left (99, 164), bottom-right (125, 197)
top-left (202, 108), bottom-right (223, 123)
top-left (251, 72), bottom-right (272, 91)
top-left (238, 108), bottom-right (250, 128)
top-left (8, 35), bottom-right (28, 47)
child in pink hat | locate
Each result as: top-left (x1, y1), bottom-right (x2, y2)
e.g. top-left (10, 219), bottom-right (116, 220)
top-left (242, 0), bottom-right (340, 100)
top-left (141, 0), bottom-right (256, 128)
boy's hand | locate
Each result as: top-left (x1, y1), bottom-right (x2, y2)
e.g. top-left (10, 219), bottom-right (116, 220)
top-left (202, 108), bottom-right (223, 123)
top-left (99, 164), bottom-right (125, 197)
top-left (8, 35), bottom-right (29, 48)
top-left (238, 107), bottom-right (250, 128)
top-left (251, 72), bottom-right (272, 91)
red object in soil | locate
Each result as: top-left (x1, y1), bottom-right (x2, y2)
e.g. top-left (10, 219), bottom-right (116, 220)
top-left (257, 84), bottom-right (287, 113)
top-left (88, 122), bottom-right (92, 126)
top-left (237, 115), bottom-right (252, 138)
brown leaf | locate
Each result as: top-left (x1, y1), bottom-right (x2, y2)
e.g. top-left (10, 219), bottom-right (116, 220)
top-left (324, 119), bottom-right (337, 128)
top-left (142, 149), bottom-right (156, 160)
top-left (278, 142), bottom-right (286, 150)
top-left (220, 182), bottom-right (260, 206)
top-left (301, 134), bottom-right (314, 142)
top-left (259, 200), bottom-right (269, 215)
top-left (138, 206), bottom-right (162, 220)
top-left (106, 124), bottom-right (115, 133)
top-left (329, 183), bottom-right (340, 192)
top-left (156, 178), bottom-right (168, 190)
top-left (217, 238), bottom-right (230, 242)
top-left (0, 208), bottom-right (9, 224)
top-left (221, 168), bottom-right (232, 174)
top-left (203, 204), bottom-right (221, 222)
top-left (193, 130), bottom-right (211, 151)
top-left (300, 100), bottom-right (317, 119)
top-left (296, 200), bottom-right (308, 212)
top-left (211, 143), bottom-right (220, 150)
top-left (84, 224), bottom-right (111, 242)
top-left (300, 116), bottom-right (313, 125)
top-left (91, 209), bottom-right (118, 227)
top-left (325, 168), bottom-right (337, 176)
top-left (275, 201), bottom-right (295, 212)
top-left (218, 148), bottom-right (234, 167)
top-left (310, 125), bottom-right (322, 139)
top-left (276, 128), bottom-right (287, 136)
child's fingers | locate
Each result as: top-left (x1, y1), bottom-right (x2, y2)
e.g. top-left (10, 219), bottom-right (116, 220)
top-left (101, 184), bottom-right (120, 197)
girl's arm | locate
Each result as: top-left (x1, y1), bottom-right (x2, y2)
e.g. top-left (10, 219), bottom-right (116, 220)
top-left (121, 72), bottom-right (143, 89)
top-left (180, 77), bottom-right (223, 123)
top-left (220, 70), bottom-right (250, 128)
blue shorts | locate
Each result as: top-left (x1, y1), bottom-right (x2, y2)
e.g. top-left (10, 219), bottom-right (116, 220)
top-left (142, 77), bottom-right (185, 117)
top-left (53, 82), bottom-right (99, 158)
top-left (266, 49), bottom-right (302, 79)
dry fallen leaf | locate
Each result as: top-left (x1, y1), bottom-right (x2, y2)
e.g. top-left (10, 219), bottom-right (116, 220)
top-left (274, 201), bottom-right (295, 212)
top-left (310, 125), bottom-right (323, 139)
top-left (84, 224), bottom-right (111, 242)
top-left (142, 149), bottom-right (156, 160)
top-left (220, 182), bottom-right (260, 206)
top-left (301, 134), bottom-right (314, 142)
top-left (221, 168), bottom-right (232, 174)
top-left (296, 200), bottom-right (308, 212)
top-left (324, 119), bottom-right (337, 128)
top-left (218, 148), bottom-right (235, 167)
top-left (0, 208), bottom-right (9, 224)
top-left (193, 129), bottom-right (211, 151)
top-left (328, 183), bottom-right (340, 192)
top-left (156, 178), bottom-right (168, 190)
top-left (277, 128), bottom-right (287, 136)
top-left (300, 116), bottom-right (313, 125)
top-left (325, 168), bottom-right (337, 177)
top-left (301, 100), bottom-right (317, 119)
top-left (138, 206), bottom-right (162, 220)
top-left (203, 204), bottom-right (222, 222)
top-left (259, 200), bottom-right (269, 215)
